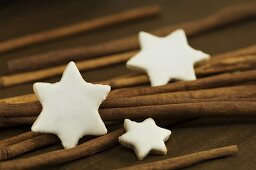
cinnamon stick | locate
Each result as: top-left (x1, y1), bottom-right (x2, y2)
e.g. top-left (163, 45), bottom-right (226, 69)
top-left (0, 123), bottom-right (19, 129)
top-left (0, 114), bottom-right (119, 126)
top-left (0, 5), bottom-right (160, 55)
top-left (101, 101), bottom-right (256, 121)
top-left (103, 74), bottom-right (149, 89)
top-left (0, 101), bottom-right (41, 117)
top-left (1, 100), bottom-right (256, 121)
top-left (0, 120), bottom-right (124, 161)
top-left (2, 42), bottom-right (256, 88)
top-left (4, 98), bottom-right (256, 126)
top-left (0, 117), bottom-right (37, 124)
top-left (103, 52), bottom-right (256, 89)
top-left (0, 119), bottom-right (186, 160)
top-left (0, 51), bottom-right (136, 88)
top-left (101, 85), bottom-right (256, 108)
top-left (0, 134), bottom-right (59, 161)
top-left (0, 69), bottom-right (255, 111)
top-left (106, 45), bottom-right (256, 88)
top-left (7, 2), bottom-right (256, 73)
top-left (106, 45), bottom-right (256, 89)
top-left (118, 145), bottom-right (238, 170)
top-left (3, 44), bottom-right (256, 89)
top-left (0, 94), bottom-right (36, 103)
top-left (109, 70), bottom-right (256, 97)
top-left (0, 128), bottom-right (124, 170)
top-left (1, 84), bottom-right (255, 118)
top-left (0, 73), bottom-right (137, 103)
top-left (203, 43), bottom-right (256, 59)
top-left (195, 54), bottom-right (256, 76)
top-left (0, 131), bottom-right (41, 148)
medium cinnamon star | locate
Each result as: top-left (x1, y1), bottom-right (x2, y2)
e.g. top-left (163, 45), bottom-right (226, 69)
top-left (127, 29), bottom-right (210, 86)
top-left (119, 118), bottom-right (171, 160)
top-left (32, 62), bottom-right (110, 149)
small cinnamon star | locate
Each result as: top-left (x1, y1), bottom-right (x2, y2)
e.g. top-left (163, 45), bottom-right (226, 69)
top-left (119, 118), bottom-right (171, 160)
top-left (127, 29), bottom-right (210, 86)
top-left (32, 61), bottom-right (110, 149)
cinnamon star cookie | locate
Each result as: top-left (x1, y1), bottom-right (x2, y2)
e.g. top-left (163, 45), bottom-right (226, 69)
top-left (119, 118), bottom-right (171, 160)
top-left (127, 29), bottom-right (210, 86)
top-left (32, 61), bottom-right (110, 149)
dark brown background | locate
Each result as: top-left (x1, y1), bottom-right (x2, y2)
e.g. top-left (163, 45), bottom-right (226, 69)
top-left (0, 0), bottom-right (256, 169)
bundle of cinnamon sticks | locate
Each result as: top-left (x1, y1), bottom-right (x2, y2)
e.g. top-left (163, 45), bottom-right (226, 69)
top-left (5, 2), bottom-right (256, 73)
top-left (0, 68), bottom-right (254, 167)
top-left (0, 50), bottom-right (255, 168)
top-left (0, 2), bottom-right (255, 170)
top-left (0, 2), bottom-right (255, 89)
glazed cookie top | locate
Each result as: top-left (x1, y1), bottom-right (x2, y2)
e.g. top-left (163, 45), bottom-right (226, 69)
top-left (32, 62), bottom-right (110, 149)
top-left (127, 29), bottom-right (210, 86)
top-left (119, 118), bottom-right (171, 160)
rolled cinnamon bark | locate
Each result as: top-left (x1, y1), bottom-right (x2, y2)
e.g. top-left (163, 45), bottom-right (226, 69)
top-left (100, 101), bottom-right (256, 121)
top-left (109, 70), bottom-right (256, 97)
top-left (0, 120), bottom-right (181, 161)
top-left (102, 85), bottom-right (256, 108)
top-left (0, 51), bottom-right (136, 88)
top-left (204, 44), bottom-right (256, 60)
top-left (0, 128), bottom-right (124, 170)
top-left (0, 94), bottom-right (36, 103)
top-left (0, 123), bottom-right (20, 129)
top-left (1, 84), bottom-right (255, 118)
top-left (0, 101), bottom-right (41, 118)
top-left (105, 53), bottom-right (256, 89)
top-left (1, 100), bottom-right (255, 123)
top-left (196, 55), bottom-right (256, 76)
top-left (0, 131), bottom-right (41, 148)
top-left (0, 134), bottom-right (58, 161)
top-left (1, 47), bottom-right (255, 88)
top-left (7, 2), bottom-right (256, 73)
top-left (0, 117), bottom-right (38, 124)
top-left (0, 73), bottom-right (137, 104)
top-left (118, 145), bottom-right (238, 170)
top-left (105, 74), bottom-right (149, 89)
top-left (0, 5), bottom-right (160, 55)
top-left (1, 69), bottom-right (255, 106)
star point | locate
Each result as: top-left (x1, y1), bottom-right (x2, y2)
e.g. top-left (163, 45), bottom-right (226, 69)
top-left (32, 61), bottom-right (110, 149)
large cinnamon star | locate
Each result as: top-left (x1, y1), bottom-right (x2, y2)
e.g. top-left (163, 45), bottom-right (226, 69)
top-left (127, 29), bottom-right (210, 86)
top-left (32, 62), bottom-right (110, 149)
top-left (119, 118), bottom-right (171, 160)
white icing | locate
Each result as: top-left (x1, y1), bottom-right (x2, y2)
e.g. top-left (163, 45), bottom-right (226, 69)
top-left (119, 118), bottom-right (171, 160)
top-left (32, 61), bottom-right (110, 149)
top-left (127, 29), bottom-right (210, 86)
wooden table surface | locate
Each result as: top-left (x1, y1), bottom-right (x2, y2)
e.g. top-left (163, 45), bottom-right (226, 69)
top-left (0, 0), bottom-right (255, 169)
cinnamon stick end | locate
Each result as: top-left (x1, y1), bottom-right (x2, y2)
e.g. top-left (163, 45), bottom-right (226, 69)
top-left (0, 148), bottom-right (8, 161)
top-left (0, 77), bottom-right (4, 88)
top-left (229, 145), bottom-right (239, 154)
